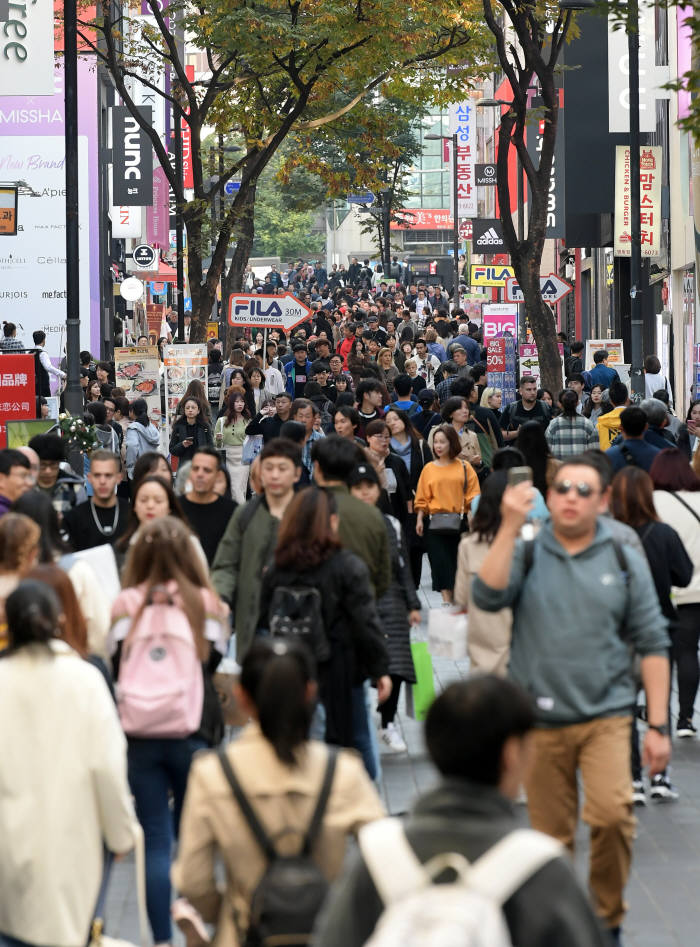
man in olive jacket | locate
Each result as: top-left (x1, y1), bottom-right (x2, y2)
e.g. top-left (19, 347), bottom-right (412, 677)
top-left (211, 439), bottom-right (302, 660)
top-left (311, 436), bottom-right (390, 599)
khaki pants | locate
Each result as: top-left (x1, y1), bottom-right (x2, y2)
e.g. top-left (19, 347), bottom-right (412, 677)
top-left (525, 716), bottom-right (635, 930)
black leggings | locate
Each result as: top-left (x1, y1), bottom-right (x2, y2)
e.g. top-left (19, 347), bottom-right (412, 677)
top-left (378, 675), bottom-right (403, 727)
top-left (673, 603), bottom-right (700, 720)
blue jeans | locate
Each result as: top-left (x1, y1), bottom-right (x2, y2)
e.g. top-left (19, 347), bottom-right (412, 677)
top-left (128, 736), bottom-right (205, 943)
top-left (351, 682), bottom-right (381, 784)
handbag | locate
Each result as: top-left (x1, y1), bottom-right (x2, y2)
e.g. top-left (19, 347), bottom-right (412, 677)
top-left (406, 641), bottom-right (436, 721)
top-left (241, 433), bottom-right (263, 465)
top-left (89, 823), bottom-right (148, 947)
top-left (428, 608), bottom-right (468, 661)
top-left (428, 462), bottom-right (468, 534)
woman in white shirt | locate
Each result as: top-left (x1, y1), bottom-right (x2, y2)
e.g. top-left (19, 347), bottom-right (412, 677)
top-left (644, 354), bottom-right (672, 406)
top-left (651, 448), bottom-right (700, 737)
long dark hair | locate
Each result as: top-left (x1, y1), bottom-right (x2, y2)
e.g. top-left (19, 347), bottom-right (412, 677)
top-left (470, 471), bottom-right (508, 543)
top-left (12, 490), bottom-right (70, 561)
top-left (515, 421), bottom-right (551, 494)
top-left (224, 390), bottom-right (251, 426)
top-left (117, 474), bottom-right (186, 550)
top-left (5, 580), bottom-right (60, 652)
top-left (275, 487), bottom-right (341, 571)
top-left (610, 467), bottom-right (658, 527)
top-left (130, 397), bottom-right (150, 428)
top-left (240, 638), bottom-right (316, 766)
top-left (385, 406), bottom-right (422, 448)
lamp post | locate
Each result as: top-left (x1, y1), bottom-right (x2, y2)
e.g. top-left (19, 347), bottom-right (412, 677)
top-left (425, 133), bottom-right (461, 310)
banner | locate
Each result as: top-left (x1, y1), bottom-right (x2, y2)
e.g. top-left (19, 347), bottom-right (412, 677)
top-left (448, 101), bottom-right (476, 218)
top-left (115, 345), bottom-right (161, 425)
top-left (147, 166), bottom-right (170, 249)
top-left (181, 64), bottom-right (195, 189)
top-left (585, 338), bottom-right (625, 367)
top-left (162, 342), bottom-right (207, 446)
top-left (482, 303), bottom-right (518, 341)
top-left (518, 342), bottom-right (565, 389)
top-left (391, 208), bottom-right (454, 230)
top-left (0, 0), bottom-right (54, 95)
top-left (0, 354), bottom-right (36, 447)
top-left (614, 145), bottom-right (662, 257)
top-left (486, 337), bottom-right (517, 406)
top-left (112, 105), bottom-right (153, 205)
top-left (608, 1), bottom-right (669, 134)
top-left (111, 203), bottom-right (142, 238)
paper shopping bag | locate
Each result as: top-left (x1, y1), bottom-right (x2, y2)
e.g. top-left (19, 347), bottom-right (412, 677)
top-left (407, 641), bottom-right (436, 721)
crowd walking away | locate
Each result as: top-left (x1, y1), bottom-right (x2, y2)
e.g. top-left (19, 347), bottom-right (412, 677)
top-left (0, 276), bottom-right (696, 947)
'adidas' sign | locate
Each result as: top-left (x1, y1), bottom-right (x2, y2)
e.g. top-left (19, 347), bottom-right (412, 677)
top-left (476, 228), bottom-right (502, 246)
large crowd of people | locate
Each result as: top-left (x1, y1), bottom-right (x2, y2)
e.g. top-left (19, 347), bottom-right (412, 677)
top-left (0, 264), bottom-right (697, 947)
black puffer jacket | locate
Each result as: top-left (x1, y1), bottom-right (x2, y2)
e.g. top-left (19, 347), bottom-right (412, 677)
top-left (169, 417), bottom-right (213, 462)
top-left (258, 548), bottom-right (389, 746)
top-left (377, 515), bottom-right (419, 682)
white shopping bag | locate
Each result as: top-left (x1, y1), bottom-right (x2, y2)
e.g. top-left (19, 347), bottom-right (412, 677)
top-left (428, 609), bottom-right (468, 661)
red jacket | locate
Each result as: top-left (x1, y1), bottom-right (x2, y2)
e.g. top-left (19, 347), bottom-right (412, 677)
top-left (338, 336), bottom-right (354, 369)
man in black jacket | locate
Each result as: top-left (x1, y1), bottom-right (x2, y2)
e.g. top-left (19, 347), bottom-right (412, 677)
top-left (314, 675), bottom-right (609, 947)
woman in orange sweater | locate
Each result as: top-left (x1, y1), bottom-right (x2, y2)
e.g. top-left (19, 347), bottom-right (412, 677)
top-left (414, 425), bottom-right (480, 604)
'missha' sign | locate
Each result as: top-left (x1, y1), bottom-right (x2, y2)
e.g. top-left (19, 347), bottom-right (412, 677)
top-left (0, 0), bottom-right (54, 96)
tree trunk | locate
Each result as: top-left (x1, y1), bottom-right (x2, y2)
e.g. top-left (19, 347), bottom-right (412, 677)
top-left (223, 184), bottom-right (257, 355)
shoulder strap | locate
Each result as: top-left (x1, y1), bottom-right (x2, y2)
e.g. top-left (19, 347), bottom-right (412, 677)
top-left (358, 818), bottom-right (428, 905)
top-left (467, 828), bottom-right (564, 904)
top-left (522, 538), bottom-right (535, 576)
top-left (670, 491), bottom-right (700, 526)
top-left (302, 748), bottom-right (338, 855)
top-left (238, 495), bottom-right (264, 535)
top-left (218, 749), bottom-right (278, 862)
top-left (611, 537), bottom-right (629, 584)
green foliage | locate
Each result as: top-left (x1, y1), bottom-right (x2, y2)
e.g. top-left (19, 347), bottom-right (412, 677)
top-left (252, 154), bottom-right (325, 259)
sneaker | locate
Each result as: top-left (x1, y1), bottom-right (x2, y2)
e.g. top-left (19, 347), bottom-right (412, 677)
top-left (676, 717), bottom-right (697, 738)
top-left (632, 780), bottom-right (646, 806)
top-left (172, 898), bottom-right (210, 947)
top-left (649, 774), bottom-right (680, 802)
top-left (380, 722), bottom-right (407, 753)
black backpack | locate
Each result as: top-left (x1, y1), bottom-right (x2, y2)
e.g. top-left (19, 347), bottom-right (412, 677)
top-left (266, 585), bottom-right (330, 662)
top-left (218, 748), bottom-right (338, 947)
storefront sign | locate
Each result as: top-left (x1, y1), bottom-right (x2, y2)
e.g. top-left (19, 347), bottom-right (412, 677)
top-left (614, 145), bottom-right (661, 257)
top-left (0, 0), bottom-right (54, 95)
top-left (112, 105), bottom-right (154, 206)
top-left (526, 94), bottom-right (566, 239)
top-left (390, 209), bottom-right (455, 230)
top-left (0, 354), bottom-right (35, 447)
top-left (486, 337), bottom-right (517, 405)
top-left (518, 342), bottom-right (565, 389)
top-left (584, 339), bottom-right (625, 366)
top-left (483, 303), bottom-right (518, 341)
top-left (470, 264), bottom-right (514, 287)
top-left (472, 218), bottom-right (506, 253)
top-left (448, 101), bottom-right (477, 218)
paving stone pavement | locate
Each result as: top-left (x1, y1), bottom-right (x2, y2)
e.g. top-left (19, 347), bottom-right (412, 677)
top-left (106, 570), bottom-right (700, 946)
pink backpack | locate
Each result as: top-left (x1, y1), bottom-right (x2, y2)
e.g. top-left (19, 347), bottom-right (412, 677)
top-left (114, 583), bottom-right (204, 738)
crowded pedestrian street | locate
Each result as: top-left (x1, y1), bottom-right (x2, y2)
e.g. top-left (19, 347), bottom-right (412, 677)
top-left (3, 0), bottom-right (700, 943)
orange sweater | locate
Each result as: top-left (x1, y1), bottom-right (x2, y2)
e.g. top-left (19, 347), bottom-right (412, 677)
top-left (414, 459), bottom-right (480, 515)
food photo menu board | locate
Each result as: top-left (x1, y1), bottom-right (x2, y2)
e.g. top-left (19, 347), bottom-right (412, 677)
top-left (115, 346), bottom-right (162, 425)
top-left (162, 343), bottom-right (208, 446)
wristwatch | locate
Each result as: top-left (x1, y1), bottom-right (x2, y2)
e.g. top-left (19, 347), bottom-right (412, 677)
top-left (647, 723), bottom-right (670, 736)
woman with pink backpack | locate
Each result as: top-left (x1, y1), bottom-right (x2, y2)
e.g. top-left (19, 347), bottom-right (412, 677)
top-left (109, 517), bottom-right (229, 947)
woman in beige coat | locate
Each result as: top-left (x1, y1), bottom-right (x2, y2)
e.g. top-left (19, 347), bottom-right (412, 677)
top-left (454, 471), bottom-right (512, 675)
top-left (172, 639), bottom-right (385, 946)
top-left (0, 580), bottom-right (136, 947)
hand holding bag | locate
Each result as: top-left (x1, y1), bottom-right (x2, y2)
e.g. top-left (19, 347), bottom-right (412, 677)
top-left (428, 462), bottom-right (468, 534)
top-left (428, 608), bottom-right (468, 661)
top-left (89, 823), bottom-right (148, 947)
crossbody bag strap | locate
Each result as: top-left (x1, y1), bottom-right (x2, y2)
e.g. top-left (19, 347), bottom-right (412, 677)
top-left (302, 748), bottom-right (338, 855)
top-left (671, 491), bottom-right (700, 526)
top-left (460, 461), bottom-right (468, 517)
top-left (218, 749), bottom-right (278, 863)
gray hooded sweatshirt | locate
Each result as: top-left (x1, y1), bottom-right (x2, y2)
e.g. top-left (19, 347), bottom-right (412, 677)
top-left (472, 518), bottom-right (669, 727)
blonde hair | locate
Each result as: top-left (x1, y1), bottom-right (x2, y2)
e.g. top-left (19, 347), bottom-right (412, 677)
top-left (378, 347), bottom-right (392, 364)
top-left (480, 386), bottom-right (502, 408)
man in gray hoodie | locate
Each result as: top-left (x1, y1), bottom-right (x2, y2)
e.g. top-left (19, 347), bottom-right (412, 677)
top-left (472, 454), bottom-right (670, 945)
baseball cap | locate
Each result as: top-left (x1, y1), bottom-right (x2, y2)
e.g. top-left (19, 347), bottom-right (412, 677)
top-left (418, 389), bottom-right (436, 404)
top-left (347, 463), bottom-right (380, 487)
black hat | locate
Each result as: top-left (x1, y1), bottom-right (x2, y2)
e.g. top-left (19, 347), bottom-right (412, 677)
top-left (418, 389), bottom-right (436, 404)
top-left (367, 314), bottom-right (379, 323)
top-left (347, 463), bottom-right (380, 487)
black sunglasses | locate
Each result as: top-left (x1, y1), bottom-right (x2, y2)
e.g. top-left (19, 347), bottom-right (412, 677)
top-left (553, 479), bottom-right (596, 498)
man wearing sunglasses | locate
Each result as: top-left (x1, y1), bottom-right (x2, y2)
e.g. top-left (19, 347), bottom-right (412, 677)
top-left (472, 455), bottom-right (670, 946)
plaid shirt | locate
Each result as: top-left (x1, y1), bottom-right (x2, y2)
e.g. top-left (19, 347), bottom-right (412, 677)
top-left (436, 375), bottom-right (459, 405)
top-left (0, 337), bottom-right (25, 352)
top-left (545, 415), bottom-right (599, 460)
top-left (301, 429), bottom-right (325, 478)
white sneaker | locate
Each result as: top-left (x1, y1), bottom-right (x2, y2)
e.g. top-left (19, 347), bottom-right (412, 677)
top-left (380, 722), bottom-right (407, 753)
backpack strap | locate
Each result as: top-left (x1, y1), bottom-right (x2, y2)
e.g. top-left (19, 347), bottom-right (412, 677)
top-left (218, 749), bottom-right (278, 863)
top-left (302, 748), bottom-right (338, 855)
top-left (359, 818), bottom-right (428, 906)
top-left (467, 828), bottom-right (564, 905)
top-left (522, 537), bottom-right (535, 577)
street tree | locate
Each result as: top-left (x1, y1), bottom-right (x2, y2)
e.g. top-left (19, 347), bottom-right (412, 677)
top-left (79, 0), bottom-right (491, 342)
top-left (482, 0), bottom-right (576, 394)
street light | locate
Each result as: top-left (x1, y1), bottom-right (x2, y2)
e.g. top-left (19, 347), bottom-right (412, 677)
top-left (424, 133), bottom-right (461, 309)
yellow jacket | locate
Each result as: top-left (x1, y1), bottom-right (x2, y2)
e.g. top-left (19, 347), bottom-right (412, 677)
top-left (598, 406), bottom-right (625, 451)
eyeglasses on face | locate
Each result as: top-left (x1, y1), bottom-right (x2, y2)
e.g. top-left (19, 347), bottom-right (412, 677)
top-left (552, 479), bottom-right (596, 498)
